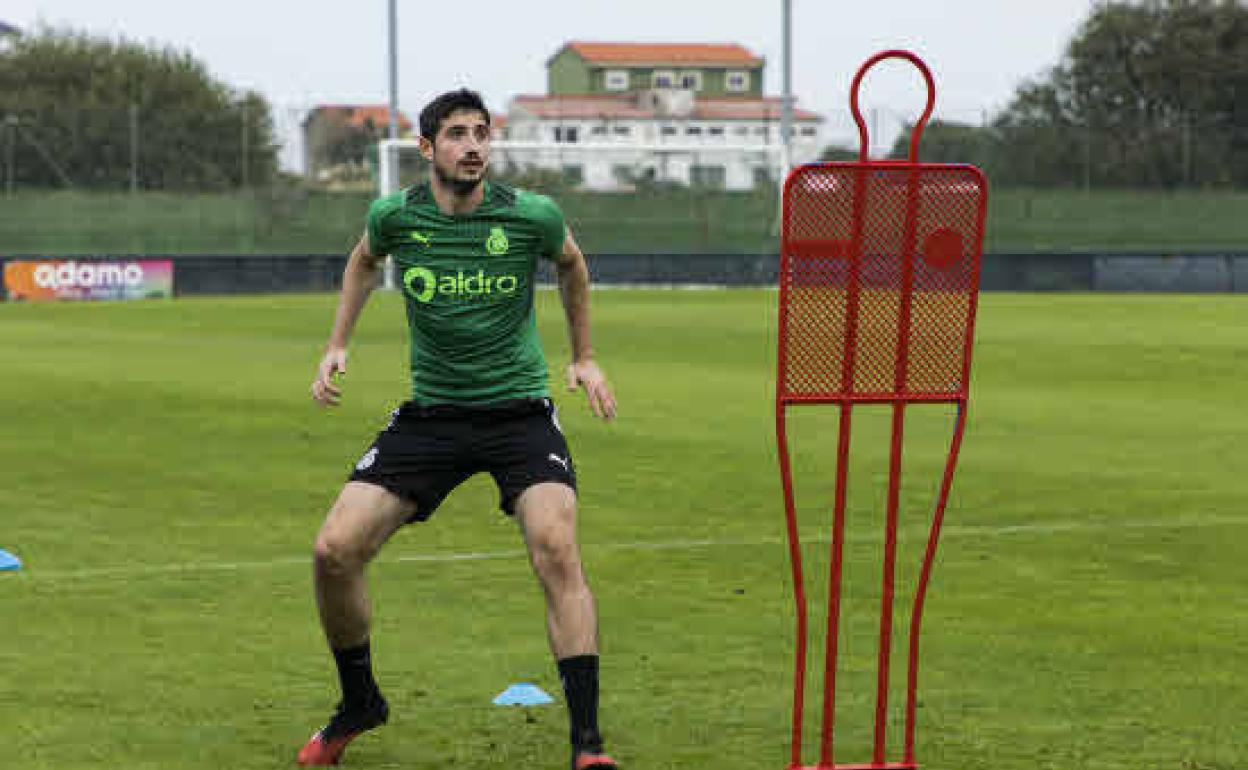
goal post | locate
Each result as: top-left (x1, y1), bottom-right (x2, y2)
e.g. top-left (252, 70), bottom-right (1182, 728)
top-left (377, 138), bottom-right (790, 195)
top-left (374, 138), bottom-right (791, 288)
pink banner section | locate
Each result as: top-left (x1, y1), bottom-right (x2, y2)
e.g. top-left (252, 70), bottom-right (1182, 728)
top-left (3, 259), bottom-right (174, 302)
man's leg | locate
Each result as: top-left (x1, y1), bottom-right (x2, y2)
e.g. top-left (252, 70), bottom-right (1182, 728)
top-left (299, 481), bottom-right (415, 767)
top-left (515, 482), bottom-right (617, 769)
top-left (314, 481), bottom-right (413, 650)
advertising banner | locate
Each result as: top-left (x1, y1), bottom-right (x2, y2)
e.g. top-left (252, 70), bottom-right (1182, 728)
top-left (3, 259), bottom-right (174, 302)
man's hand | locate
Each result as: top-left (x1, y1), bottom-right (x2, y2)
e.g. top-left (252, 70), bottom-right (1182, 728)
top-left (311, 348), bottom-right (348, 407)
top-left (565, 359), bottom-right (616, 421)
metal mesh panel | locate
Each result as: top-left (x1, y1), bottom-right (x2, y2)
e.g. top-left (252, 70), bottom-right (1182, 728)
top-left (779, 163), bottom-right (986, 402)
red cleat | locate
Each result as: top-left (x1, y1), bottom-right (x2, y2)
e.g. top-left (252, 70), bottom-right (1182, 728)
top-left (297, 731), bottom-right (355, 767)
top-left (572, 750), bottom-right (620, 770)
top-left (296, 697), bottom-right (389, 766)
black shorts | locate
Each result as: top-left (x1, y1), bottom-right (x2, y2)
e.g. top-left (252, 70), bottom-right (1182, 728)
top-left (348, 397), bottom-right (576, 521)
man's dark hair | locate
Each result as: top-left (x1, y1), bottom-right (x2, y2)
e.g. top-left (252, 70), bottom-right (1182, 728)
top-left (419, 89), bottom-right (490, 142)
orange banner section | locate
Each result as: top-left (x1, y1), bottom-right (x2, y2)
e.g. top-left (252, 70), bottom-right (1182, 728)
top-left (3, 260), bottom-right (173, 302)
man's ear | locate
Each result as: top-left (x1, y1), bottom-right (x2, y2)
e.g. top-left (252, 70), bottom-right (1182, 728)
top-left (419, 136), bottom-right (433, 161)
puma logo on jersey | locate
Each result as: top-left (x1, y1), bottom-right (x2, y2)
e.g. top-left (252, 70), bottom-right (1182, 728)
top-left (410, 231), bottom-right (431, 246)
top-left (547, 453), bottom-right (569, 471)
top-left (356, 446), bottom-right (379, 471)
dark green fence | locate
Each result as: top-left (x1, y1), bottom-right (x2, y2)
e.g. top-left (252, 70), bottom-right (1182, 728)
top-left (2, 253), bottom-right (1245, 298)
top-left (9, 188), bottom-right (1248, 256)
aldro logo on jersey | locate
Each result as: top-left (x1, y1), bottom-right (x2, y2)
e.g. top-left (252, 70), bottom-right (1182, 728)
top-left (403, 266), bottom-right (519, 303)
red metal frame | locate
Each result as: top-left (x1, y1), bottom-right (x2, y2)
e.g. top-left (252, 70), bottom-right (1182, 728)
top-left (775, 50), bottom-right (988, 770)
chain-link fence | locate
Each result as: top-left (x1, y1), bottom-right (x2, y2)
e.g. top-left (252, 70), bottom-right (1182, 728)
top-left (5, 105), bottom-right (1248, 255)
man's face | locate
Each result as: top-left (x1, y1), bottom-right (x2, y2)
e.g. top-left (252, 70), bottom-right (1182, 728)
top-left (423, 108), bottom-right (490, 194)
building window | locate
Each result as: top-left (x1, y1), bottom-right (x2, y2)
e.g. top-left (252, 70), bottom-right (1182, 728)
top-left (591, 126), bottom-right (607, 136)
top-left (753, 166), bottom-right (773, 188)
top-left (660, 126), bottom-right (678, 137)
top-left (612, 165), bottom-right (635, 185)
top-left (613, 126), bottom-right (632, 136)
top-left (691, 165), bottom-right (726, 189)
top-left (800, 126), bottom-right (818, 137)
top-left (754, 127), bottom-right (769, 138)
top-left (679, 71), bottom-right (703, 91)
top-left (554, 126), bottom-right (579, 143)
top-left (563, 165), bottom-right (584, 186)
top-left (734, 126), bottom-right (749, 137)
top-left (653, 70), bottom-right (675, 89)
top-left (686, 126), bottom-right (703, 136)
top-left (605, 70), bottom-right (629, 91)
top-left (708, 126), bottom-right (725, 137)
top-left (727, 71), bottom-right (750, 92)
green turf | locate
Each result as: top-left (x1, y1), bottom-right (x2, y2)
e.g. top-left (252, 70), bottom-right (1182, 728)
top-left (0, 290), bottom-right (1244, 769)
top-left (6, 188), bottom-right (1248, 255)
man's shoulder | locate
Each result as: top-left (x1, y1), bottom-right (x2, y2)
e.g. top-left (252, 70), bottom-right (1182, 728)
top-left (371, 184), bottom-right (439, 218)
top-left (367, 189), bottom-right (409, 222)
top-left (502, 184), bottom-right (563, 223)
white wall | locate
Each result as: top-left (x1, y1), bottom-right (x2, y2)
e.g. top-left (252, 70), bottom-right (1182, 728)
top-left (501, 114), bottom-right (821, 191)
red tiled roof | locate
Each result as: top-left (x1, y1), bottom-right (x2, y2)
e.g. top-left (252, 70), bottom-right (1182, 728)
top-left (561, 42), bottom-right (763, 67)
top-left (510, 95), bottom-right (820, 122)
top-left (310, 105), bottom-right (413, 131)
top-left (512, 95), bottom-right (658, 120)
top-left (695, 97), bottom-right (821, 121)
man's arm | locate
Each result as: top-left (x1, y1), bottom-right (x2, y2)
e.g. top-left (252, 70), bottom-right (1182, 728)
top-left (556, 229), bottom-right (616, 421)
top-left (311, 231), bottom-right (385, 407)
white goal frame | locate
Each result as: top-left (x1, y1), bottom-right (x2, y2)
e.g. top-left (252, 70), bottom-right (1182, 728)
top-left (375, 138), bottom-right (792, 288)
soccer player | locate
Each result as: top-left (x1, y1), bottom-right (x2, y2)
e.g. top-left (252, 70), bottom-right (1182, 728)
top-left (298, 89), bottom-right (619, 770)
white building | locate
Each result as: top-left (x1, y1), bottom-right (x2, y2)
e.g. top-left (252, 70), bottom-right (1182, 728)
top-left (499, 42), bottom-right (823, 191)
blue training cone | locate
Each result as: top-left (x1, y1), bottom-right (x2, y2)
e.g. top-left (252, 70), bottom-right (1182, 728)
top-left (0, 549), bottom-right (22, 572)
top-left (493, 683), bottom-right (554, 706)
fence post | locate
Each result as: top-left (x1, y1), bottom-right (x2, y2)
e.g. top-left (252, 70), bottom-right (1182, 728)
top-left (1182, 111), bottom-right (1192, 188)
top-left (129, 102), bottom-right (139, 193)
top-left (241, 99), bottom-right (250, 189)
top-left (3, 114), bottom-right (15, 195)
top-left (1084, 121), bottom-right (1092, 193)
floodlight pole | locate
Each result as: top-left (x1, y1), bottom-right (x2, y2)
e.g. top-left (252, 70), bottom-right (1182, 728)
top-left (387, 0), bottom-right (399, 140)
top-left (772, 0), bottom-right (795, 236)
top-left (781, 0), bottom-right (794, 176)
top-left (385, 0), bottom-right (399, 290)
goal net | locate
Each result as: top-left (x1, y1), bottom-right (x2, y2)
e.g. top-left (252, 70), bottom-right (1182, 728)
top-left (377, 138), bottom-right (787, 197)
top-left (374, 138), bottom-right (789, 288)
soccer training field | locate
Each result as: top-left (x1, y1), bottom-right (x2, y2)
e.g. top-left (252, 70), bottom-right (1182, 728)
top-left (1, 289), bottom-right (1244, 769)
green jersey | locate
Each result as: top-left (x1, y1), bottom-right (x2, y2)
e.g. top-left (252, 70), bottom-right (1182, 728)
top-left (366, 181), bottom-right (566, 405)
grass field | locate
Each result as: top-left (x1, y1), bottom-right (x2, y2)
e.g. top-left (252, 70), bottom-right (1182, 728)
top-left (1, 289), bottom-right (1245, 770)
top-left (6, 187), bottom-right (1248, 255)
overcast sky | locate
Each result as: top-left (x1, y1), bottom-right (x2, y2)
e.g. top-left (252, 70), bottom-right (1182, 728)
top-left (8, 1), bottom-right (1095, 161)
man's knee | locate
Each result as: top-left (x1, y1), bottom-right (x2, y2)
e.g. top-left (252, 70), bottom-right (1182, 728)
top-left (313, 484), bottom-right (410, 576)
top-left (530, 531), bottom-right (585, 589)
top-left (313, 530), bottom-right (370, 577)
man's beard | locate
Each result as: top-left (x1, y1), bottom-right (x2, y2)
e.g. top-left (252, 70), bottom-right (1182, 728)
top-left (433, 161), bottom-right (484, 196)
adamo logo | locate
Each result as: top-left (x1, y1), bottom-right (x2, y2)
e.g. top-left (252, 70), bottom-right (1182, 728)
top-left (403, 266), bottom-right (518, 303)
top-left (33, 261), bottom-right (144, 289)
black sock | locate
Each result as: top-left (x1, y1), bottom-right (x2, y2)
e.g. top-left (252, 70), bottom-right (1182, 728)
top-left (333, 641), bottom-right (381, 707)
top-left (558, 654), bottom-right (601, 750)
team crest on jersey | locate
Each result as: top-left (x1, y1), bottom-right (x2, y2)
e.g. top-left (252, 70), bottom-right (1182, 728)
top-left (485, 226), bottom-right (509, 256)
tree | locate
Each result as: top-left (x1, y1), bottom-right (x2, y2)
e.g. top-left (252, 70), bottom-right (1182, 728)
top-left (886, 120), bottom-right (997, 167)
top-left (994, 0), bottom-right (1248, 188)
top-left (819, 145), bottom-right (860, 162)
top-left (0, 27), bottom-right (278, 190)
